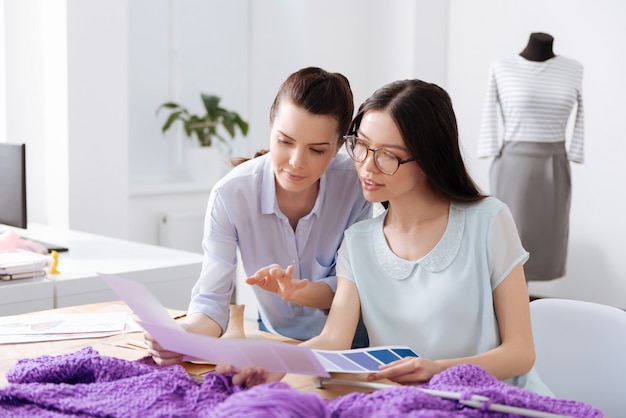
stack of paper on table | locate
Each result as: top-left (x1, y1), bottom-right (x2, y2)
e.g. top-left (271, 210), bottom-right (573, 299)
top-left (0, 249), bottom-right (52, 281)
top-left (0, 311), bottom-right (142, 344)
top-left (100, 273), bottom-right (420, 377)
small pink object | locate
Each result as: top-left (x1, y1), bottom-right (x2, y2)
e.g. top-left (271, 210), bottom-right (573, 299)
top-left (0, 230), bottom-right (48, 254)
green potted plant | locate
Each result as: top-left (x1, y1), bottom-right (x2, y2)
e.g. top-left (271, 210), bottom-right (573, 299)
top-left (157, 93), bottom-right (249, 147)
top-left (157, 93), bottom-right (249, 184)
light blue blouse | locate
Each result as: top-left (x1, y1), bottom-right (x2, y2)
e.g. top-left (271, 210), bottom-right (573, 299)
top-left (188, 152), bottom-right (371, 341)
top-left (337, 197), bottom-right (552, 395)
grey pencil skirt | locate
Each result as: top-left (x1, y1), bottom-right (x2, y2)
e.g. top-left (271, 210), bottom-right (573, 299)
top-left (490, 141), bottom-right (571, 281)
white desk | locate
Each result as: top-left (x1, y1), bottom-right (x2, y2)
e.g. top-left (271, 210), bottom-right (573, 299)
top-left (1, 224), bottom-right (203, 316)
top-left (0, 276), bottom-right (54, 316)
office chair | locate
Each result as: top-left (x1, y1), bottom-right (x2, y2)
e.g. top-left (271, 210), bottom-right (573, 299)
top-left (529, 298), bottom-right (626, 417)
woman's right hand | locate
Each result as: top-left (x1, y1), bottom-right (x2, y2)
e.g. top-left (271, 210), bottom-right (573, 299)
top-left (214, 363), bottom-right (286, 387)
top-left (144, 331), bottom-right (185, 366)
top-left (145, 313), bottom-right (223, 366)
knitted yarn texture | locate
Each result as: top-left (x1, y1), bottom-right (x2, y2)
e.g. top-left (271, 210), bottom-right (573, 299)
top-left (0, 347), bottom-right (602, 417)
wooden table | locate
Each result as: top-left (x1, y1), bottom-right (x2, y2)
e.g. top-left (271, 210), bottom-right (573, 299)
top-left (0, 301), bottom-right (385, 399)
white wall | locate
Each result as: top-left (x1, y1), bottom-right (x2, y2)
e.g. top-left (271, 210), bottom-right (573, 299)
top-left (4, 0), bottom-right (48, 225)
top-left (246, 0), bottom-right (448, 159)
top-left (447, 0), bottom-right (626, 308)
top-left (128, 0), bottom-right (250, 181)
top-left (66, 1), bottom-right (130, 238)
top-left (128, 0), bottom-right (449, 250)
top-left (4, 0), bottom-right (129, 238)
top-left (3, 0), bottom-right (625, 309)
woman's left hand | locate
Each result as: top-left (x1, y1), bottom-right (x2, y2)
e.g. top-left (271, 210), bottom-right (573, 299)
top-left (367, 356), bottom-right (445, 385)
top-left (245, 264), bottom-right (309, 301)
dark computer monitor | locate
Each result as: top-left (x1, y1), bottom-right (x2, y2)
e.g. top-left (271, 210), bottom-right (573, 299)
top-left (0, 142), bottom-right (68, 252)
top-left (0, 142), bottom-right (27, 229)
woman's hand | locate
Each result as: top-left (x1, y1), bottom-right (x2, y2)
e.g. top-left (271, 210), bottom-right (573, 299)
top-left (246, 264), bottom-right (309, 301)
top-left (144, 331), bottom-right (185, 366)
top-left (215, 363), bottom-right (285, 387)
top-left (367, 356), bottom-right (445, 385)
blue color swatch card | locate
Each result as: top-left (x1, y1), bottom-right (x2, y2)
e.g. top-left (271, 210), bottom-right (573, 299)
top-left (314, 346), bottom-right (419, 373)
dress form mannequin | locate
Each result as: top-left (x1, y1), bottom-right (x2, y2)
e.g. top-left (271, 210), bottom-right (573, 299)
top-left (519, 32), bottom-right (556, 62)
top-left (478, 32), bottom-right (585, 281)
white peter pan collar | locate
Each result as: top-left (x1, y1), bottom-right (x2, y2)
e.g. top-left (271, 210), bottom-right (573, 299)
top-left (373, 203), bottom-right (464, 280)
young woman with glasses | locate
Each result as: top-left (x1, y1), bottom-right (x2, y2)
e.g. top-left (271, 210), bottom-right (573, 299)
top-left (145, 67), bottom-right (372, 366)
top-left (224, 79), bottom-right (552, 395)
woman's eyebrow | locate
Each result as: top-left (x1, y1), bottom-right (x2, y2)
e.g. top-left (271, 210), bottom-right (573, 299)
top-left (277, 130), bottom-right (332, 146)
top-left (276, 130), bottom-right (296, 141)
top-left (357, 131), bottom-right (408, 153)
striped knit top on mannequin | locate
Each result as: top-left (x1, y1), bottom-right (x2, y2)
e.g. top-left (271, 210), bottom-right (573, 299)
top-left (477, 39), bottom-right (584, 163)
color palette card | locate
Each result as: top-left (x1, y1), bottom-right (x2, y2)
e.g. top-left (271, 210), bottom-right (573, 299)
top-left (314, 346), bottom-right (419, 373)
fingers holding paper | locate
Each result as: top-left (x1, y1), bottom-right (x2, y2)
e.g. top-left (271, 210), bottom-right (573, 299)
top-left (215, 363), bottom-right (285, 387)
top-left (145, 312), bottom-right (224, 366)
top-left (146, 332), bottom-right (285, 387)
top-left (144, 331), bottom-right (185, 366)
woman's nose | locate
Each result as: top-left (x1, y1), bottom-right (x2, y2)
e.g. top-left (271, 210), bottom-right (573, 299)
top-left (362, 150), bottom-right (380, 173)
top-left (289, 148), bottom-right (305, 168)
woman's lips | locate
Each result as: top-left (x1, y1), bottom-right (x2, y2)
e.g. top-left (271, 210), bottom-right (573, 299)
top-left (283, 170), bottom-right (306, 182)
top-left (361, 177), bottom-right (383, 192)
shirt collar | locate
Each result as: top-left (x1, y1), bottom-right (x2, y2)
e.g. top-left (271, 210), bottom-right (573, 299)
top-left (374, 202), bottom-right (464, 279)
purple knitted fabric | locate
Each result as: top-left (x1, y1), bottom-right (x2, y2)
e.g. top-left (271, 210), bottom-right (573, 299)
top-left (1, 346), bottom-right (244, 417)
top-left (327, 363), bottom-right (603, 418)
top-left (0, 347), bottom-right (602, 417)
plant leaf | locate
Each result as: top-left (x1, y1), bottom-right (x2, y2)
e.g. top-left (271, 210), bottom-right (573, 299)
top-left (195, 127), bottom-right (210, 146)
top-left (159, 102), bottom-right (184, 110)
top-left (183, 121), bottom-right (192, 138)
top-left (235, 115), bottom-right (249, 136)
top-left (201, 94), bottom-right (221, 120)
top-left (222, 114), bottom-right (236, 138)
top-left (157, 94), bottom-right (248, 145)
top-left (162, 111), bottom-right (185, 133)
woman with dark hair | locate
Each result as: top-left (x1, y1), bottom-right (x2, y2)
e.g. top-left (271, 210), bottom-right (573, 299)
top-left (146, 67), bottom-right (372, 365)
top-left (227, 79), bottom-right (551, 394)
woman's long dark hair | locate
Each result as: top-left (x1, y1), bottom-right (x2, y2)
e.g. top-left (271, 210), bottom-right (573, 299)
top-left (232, 67), bottom-right (354, 167)
top-left (349, 79), bottom-right (485, 202)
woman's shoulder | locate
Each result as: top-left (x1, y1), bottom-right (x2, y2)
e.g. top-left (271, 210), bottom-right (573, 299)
top-left (454, 197), bottom-right (508, 217)
top-left (345, 211), bottom-right (383, 236)
top-left (323, 153), bottom-right (364, 196)
top-left (210, 153), bottom-right (270, 198)
top-left (215, 153), bottom-right (269, 184)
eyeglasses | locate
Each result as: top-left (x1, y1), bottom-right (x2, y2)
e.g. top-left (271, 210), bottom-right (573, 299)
top-left (343, 135), bottom-right (415, 175)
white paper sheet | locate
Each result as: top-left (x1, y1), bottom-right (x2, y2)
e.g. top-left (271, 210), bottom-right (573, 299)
top-left (0, 312), bottom-right (128, 335)
top-left (99, 273), bottom-right (330, 377)
top-left (0, 314), bottom-right (142, 344)
top-left (99, 273), bottom-right (424, 377)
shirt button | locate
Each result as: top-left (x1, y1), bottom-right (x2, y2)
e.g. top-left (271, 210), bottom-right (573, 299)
top-left (298, 229), bottom-right (303, 235)
top-left (291, 258), bottom-right (296, 264)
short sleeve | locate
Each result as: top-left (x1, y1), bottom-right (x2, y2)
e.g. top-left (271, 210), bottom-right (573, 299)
top-left (336, 237), bottom-right (355, 283)
top-left (488, 204), bottom-right (529, 288)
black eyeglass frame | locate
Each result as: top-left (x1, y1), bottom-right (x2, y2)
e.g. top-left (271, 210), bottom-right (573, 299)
top-left (343, 134), bottom-right (415, 175)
